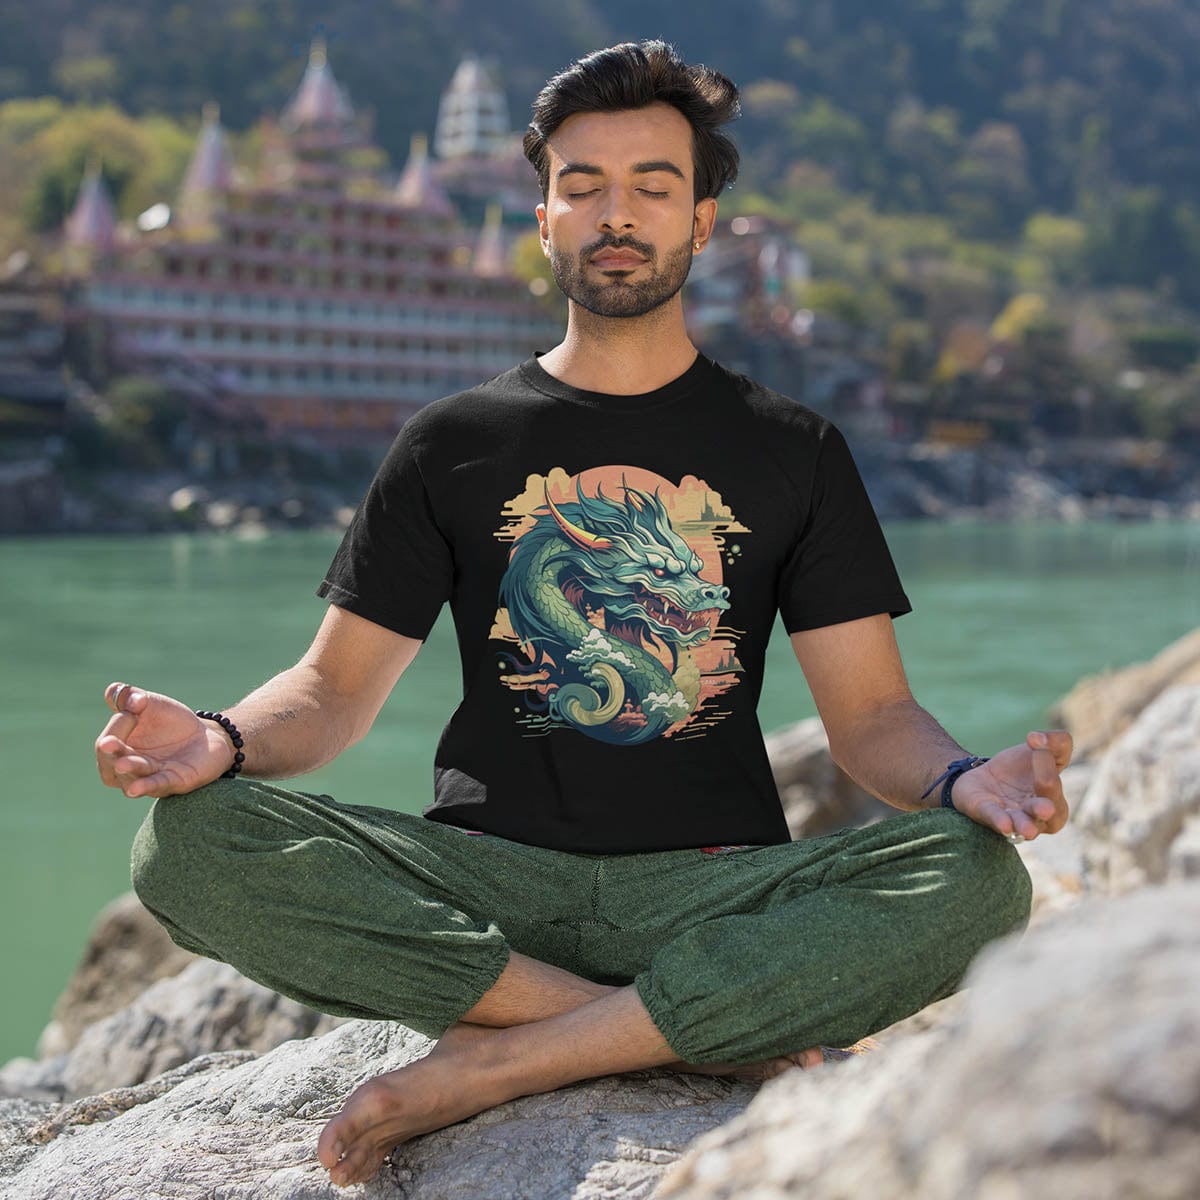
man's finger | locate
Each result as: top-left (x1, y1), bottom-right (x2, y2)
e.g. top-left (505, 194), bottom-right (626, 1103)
top-left (121, 769), bottom-right (179, 800)
top-left (97, 709), bottom-right (138, 747)
top-left (1030, 743), bottom-right (1069, 829)
top-left (96, 733), bottom-right (133, 759)
top-left (1027, 728), bottom-right (1073, 770)
top-left (973, 797), bottom-right (1019, 839)
top-left (112, 752), bottom-right (157, 777)
top-left (105, 682), bottom-right (148, 714)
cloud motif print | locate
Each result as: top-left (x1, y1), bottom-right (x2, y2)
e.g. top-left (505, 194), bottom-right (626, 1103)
top-left (490, 465), bottom-right (751, 745)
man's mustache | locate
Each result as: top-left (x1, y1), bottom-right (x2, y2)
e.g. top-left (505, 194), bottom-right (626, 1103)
top-left (581, 234), bottom-right (657, 263)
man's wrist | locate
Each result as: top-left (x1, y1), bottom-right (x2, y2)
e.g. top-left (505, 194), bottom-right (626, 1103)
top-left (196, 711), bottom-right (246, 777)
top-left (920, 755), bottom-right (990, 812)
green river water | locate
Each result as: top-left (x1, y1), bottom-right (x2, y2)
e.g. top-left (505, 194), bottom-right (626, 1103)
top-left (1, 520), bottom-right (1197, 1063)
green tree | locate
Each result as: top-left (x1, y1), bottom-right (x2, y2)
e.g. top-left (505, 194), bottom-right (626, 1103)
top-left (16, 103), bottom-right (194, 237)
top-left (51, 54), bottom-right (121, 103)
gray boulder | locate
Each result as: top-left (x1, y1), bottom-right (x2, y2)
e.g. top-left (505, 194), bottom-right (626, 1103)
top-left (1049, 626), bottom-right (1200, 762)
top-left (0, 960), bottom-right (343, 1104)
top-left (658, 880), bottom-right (1200, 1200)
top-left (1076, 685), bottom-right (1200, 895)
top-left (35, 892), bottom-right (196, 1058)
top-left (2, 1020), bottom-right (756, 1199)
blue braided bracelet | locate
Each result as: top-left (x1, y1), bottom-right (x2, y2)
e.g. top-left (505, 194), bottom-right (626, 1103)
top-left (920, 755), bottom-right (990, 811)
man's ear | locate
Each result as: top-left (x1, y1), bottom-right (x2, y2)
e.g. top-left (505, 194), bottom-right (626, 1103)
top-left (692, 197), bottom-right (718, 252)
top-left (536, 203), bottom-right (550, 258)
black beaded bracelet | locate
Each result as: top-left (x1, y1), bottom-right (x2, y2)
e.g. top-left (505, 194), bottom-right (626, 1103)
top-left (195, 710), bottom-right (246, 778)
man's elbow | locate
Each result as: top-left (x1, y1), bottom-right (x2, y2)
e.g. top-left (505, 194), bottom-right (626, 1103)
top-left (823, 691), bottom-right (918, 772)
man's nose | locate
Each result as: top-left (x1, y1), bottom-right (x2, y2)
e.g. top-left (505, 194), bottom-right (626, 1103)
top-left (597, 189), bottom-right (637, 233)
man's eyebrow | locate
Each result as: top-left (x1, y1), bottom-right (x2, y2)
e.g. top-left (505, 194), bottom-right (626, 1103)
top-left (555, 160), bottom-right (687, 182)
top-left (633, 160), bottom-right (685, 180)
top-left (556, 162), bottom-right (604, 181)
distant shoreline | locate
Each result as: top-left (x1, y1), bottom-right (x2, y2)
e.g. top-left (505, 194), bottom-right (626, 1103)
top-left (1, 441), bottom-right (1197, 537)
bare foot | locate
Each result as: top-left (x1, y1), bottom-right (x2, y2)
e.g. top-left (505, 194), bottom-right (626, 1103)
top-left (317, 1023), bottom-right (515, 1188)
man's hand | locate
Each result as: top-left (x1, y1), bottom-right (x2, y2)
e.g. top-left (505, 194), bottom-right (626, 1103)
top-left (95, 682), bottom-right (235, 799)
top-left (948, 730), bottom-right (1073, 841)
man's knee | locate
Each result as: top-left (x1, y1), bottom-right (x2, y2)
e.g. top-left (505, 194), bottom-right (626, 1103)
top-left (935, 810), bottom-right (1033, 940)
top-left (130, 778), bottom-right (246, 913)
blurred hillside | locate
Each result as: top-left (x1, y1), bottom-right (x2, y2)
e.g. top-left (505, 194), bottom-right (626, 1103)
top-left (2, 0), bottom-right (1199, 533)
top-left (2, 0), bottom-right (1198, 243)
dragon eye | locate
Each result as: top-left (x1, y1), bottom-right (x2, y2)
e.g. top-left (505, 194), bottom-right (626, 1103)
top-left (653, 567), bottom-right (666, 577)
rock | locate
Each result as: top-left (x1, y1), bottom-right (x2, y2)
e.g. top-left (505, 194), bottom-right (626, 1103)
top-left (1167, 814), bottom-right (1200, 880)
top-left (1049, 626), bottom-right (1200, 762)
top-left (1076, 686), bottom-right (1200, 895)
top-left (0, 1098), bottom-right (57, 1185)
top-left (1009, 761), bottom-right (1092, 923)
top-left (766, 718), bottom-right (890, 838)
top-left (658, 880), bottom-right (1200, 1200)
top-left (1, 959), bottom-right (344, 1103)
top-left (2, 1020), bottom-right (756, 1199)
top-left (25, 1051), bottom-right (255, 1147)
top-left (36, 891), bottom-right (196, 1059)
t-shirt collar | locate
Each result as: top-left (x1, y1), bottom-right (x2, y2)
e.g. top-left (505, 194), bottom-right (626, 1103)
top-left (519, 351), bottom-right (714, 411)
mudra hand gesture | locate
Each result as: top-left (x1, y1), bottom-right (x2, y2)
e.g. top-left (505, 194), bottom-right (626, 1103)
top-left (949, 730), bottom-right (1073, 841)
top-left (95, 682), bottom-right (234, 799)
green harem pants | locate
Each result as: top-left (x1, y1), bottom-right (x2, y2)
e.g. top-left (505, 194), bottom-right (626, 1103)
top-left (130, 778), bottom-right (1032, 1065)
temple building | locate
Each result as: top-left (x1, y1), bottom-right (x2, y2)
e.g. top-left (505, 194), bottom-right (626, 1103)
top-left (431, 55), bottom-right (542, 221)
top-left (60, 40), bottom-right (561, 440)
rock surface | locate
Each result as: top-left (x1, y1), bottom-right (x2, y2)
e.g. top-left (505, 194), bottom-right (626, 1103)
top-left (1075, 685), bottom-right (1200, 895)
top-left (1, 1020), bottom-right (755, 1199)
top-left (1049, 626), bottom-right (1200, 762)
top-left (4, 636), bottom-right (1197, 1197)
top-left (0, 960), bottom-right (342, 1104)
top-left (35, 892), bottom-right (196, 1058)
top-left (659, 881), bottom-right (1200, 1200)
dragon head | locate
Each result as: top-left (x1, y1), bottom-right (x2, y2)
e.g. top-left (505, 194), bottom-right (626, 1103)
top-left (543, 479), bottom-right (729, 649)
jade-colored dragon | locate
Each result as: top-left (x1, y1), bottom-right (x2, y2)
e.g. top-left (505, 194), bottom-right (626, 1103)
top-left (498, 479), bottom-right (731, 745)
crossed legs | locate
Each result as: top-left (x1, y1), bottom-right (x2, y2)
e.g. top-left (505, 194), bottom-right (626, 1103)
top-left (131, 780), bottom-right (1030, 1189)
top-left (318, 952), bottom-right (822, 1188)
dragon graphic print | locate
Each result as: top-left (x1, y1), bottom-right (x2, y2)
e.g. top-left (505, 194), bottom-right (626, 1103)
top-left (491, 465), bottom-right (751, 745)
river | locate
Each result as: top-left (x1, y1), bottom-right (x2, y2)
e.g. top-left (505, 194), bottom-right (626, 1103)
top-left (1, 519), bottom-right (1197, 1063)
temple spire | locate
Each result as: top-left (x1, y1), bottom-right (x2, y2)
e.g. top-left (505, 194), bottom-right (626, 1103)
top-left (177, 101), bottom-right (235, 233)
top-left (474, 203), bottom-right (505, 276)
top-left (63, 156), bottom-right (117, 251)
top-left (280, 35), bottom-right (356, 131)
top-left (394, 133), bottom-right (455, 218)
top-left (434, 55), bottom-right (511, 159)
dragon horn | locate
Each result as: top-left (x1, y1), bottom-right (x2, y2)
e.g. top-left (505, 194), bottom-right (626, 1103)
top-left (544, 481), bottom-right (614, 551)
top-left (620, 473), bottom-right (645, 509)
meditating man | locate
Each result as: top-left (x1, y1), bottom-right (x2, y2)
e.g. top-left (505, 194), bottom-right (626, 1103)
top-left (94, 41), bottom-right (1071, 1189)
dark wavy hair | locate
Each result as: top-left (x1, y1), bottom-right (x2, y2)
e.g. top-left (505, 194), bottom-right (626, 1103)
top-left (523, 40), bottom-right (740, 202)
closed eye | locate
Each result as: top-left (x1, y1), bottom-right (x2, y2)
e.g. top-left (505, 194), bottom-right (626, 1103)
top-left (638, 189), bottom-right (669, 198)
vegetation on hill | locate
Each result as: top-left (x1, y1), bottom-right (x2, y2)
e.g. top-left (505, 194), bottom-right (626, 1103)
top-left (2, 0), bottom-right (1198, 445)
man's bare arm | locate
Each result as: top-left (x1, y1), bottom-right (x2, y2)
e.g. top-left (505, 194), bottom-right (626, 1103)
top-left (789, 614), bottom-right (1070, 839)
top-left (96, 606), bottom-right (423, 798)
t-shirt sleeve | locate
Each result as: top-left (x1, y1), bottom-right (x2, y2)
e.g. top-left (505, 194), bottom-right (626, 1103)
top-left (776, 423), bottom-right (911, 634)
top-left (316, 422), bottom-right (454, 640)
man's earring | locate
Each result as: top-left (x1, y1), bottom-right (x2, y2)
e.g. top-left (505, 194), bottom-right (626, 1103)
top-left (694, 241), bottom-right (701, 250)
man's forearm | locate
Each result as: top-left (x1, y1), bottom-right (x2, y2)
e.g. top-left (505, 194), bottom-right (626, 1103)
top-left (214, 664), bottom-right (365, 780)
top-left (828, 697), bottom-right (970, 812)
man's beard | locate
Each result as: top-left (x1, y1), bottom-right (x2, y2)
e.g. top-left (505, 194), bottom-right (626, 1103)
top-left (549, 233), bottom-right (694, 318)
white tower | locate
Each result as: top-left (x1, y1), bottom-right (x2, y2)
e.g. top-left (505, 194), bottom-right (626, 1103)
top-left (434, 56), bottom-right (511, 159)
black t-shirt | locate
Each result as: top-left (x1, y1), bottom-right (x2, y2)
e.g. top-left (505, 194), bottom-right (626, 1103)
top-left (318, 353), bottom-right (910, 853)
